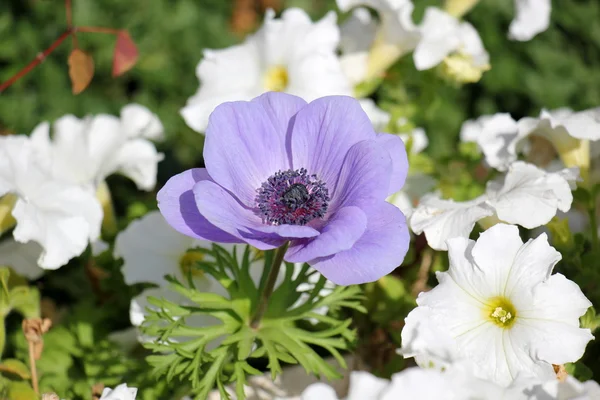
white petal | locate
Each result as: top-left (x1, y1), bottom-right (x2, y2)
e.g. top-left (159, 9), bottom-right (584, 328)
top-left (346, 371), bottom-right (388, 400)
top-left (359, 99), bottom-right (390, 132)
top-left (120, 103), bottom-right (164, 140)
top-left (51, 114), bottom-right (123, 186)
top-left (413, 7), bottom-right (462, 70)
top-left (398, 127), bottom-right (428, 154)
top-left (410, 193), bottom-right (494, 250)
top-left (380, 2), bottom-right (420, 53)
top-left (100, 384), bottom-right (137, 400)
top-left (12, 182), bottom-right (102, 269)
top-left (459, 115), bottom-right (493, 143)
top-left (476, 113), bottom-right (520, 171)
top-left (181, 43), bottom-right (261, 133)
top-left (519, 272), bottom-right (592, 327)
top-left (486, 161), bottom-right (574, 228)
top-left (182, 8), bottom-right (351, 133)
top-left (340, 52), bottom-right (369, 85)
top-left (380, 368), bottom-right (453, 399)
top-left (105, 139), bottom-right (164, 191)
top-left (509, 0), bottom-right (551, 41)
top-left (115, 211), bottom-right (196, 286)
top-left (2, 138), bottom-right (102, 270)
top-left (300, 383), bottom-right (338, 400)
top-left (401, 306), bottom-right (459, 368)
top-left (0, 239), bottom-right (44, 279)
top-left (503, 233), bottom-right (561, 299)
top-left (339, 7), bottom-right (377, 55)
top-left (91, 239), bottom-right (109, 256)
top-left (468, 224), bottom-right (524, 296)
top-left (457, 22), bottom-right (489, 66)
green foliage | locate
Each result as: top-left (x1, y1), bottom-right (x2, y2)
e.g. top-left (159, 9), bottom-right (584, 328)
top-left (141, 245), bottom-right (364, 400)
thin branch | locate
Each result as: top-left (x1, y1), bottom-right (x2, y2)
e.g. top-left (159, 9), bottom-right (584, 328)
top-left (65, 0), bottom-right (72, 27)
top-left (28, 340), bottom-right (39, 394)
top-left (0, 29), bottom-right (72, 93)
top-left (77, 26), bottom-right (121, 35)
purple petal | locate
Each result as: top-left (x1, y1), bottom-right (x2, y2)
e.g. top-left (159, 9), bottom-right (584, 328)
top-left (157, 168), bottom-right (241, 243)
top-left (285, 206), bottom-right (367, 263)
top-left (193, 180), bottom-right (319, 250)
top-left (289, 96), bottom-right (376, 192)
top-left (329, 140), bottom-right (391, 212)
top-left (203, 92), bottom-right (306, 207)
top-left (309, 202), bottom-right (409, 285)
top-left (376, 133), bottom-right (408, 195)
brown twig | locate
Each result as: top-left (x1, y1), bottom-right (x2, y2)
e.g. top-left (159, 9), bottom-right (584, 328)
top-left (77, 26), bottom-right (121, 35)
top-left (0, 30), bottom-right (73, 92)
top-left (28, 339), bottom-right (39, 394)
top-left (65, 0), bottom-right (72, 27)
top-left (0, 1), bottom-right (125, 93)
top-left (411, 248), bottom-right (433, 297)
top-left (22, 318), bottom-right (52, 395)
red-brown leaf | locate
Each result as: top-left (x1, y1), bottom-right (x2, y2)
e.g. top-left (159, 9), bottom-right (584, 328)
top-left (68, 49), bottom-right (94, 94)
top-left (112, 31), bottom-right (138, 77)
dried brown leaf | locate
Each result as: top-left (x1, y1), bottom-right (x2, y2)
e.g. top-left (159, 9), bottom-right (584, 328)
top-left (68, 49), bottom-right (94, 94)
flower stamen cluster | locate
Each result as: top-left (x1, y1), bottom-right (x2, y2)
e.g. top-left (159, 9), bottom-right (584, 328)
top-left (256, 168), bottom-right (329, 226)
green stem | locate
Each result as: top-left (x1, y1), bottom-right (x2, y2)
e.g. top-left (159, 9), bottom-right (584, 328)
top-left (589, 206), bottom-right (599, 252)
top-left (250, 242), bottom-right (288, 329)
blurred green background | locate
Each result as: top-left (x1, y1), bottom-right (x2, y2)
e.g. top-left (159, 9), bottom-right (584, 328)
top-left (1, 0), bottom-right (599, 164)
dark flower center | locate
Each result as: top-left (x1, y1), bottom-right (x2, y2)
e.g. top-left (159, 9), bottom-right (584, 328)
top-left (255, 168), bottom-right (329, 225)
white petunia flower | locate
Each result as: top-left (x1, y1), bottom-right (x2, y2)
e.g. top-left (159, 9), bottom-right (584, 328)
top-left (0, 136), bottom-right (102, 269)
top-left (30, 104), bottom-right (164, 191)
top-left (0, 239), bottom-right (44, 279)
top-left (402, 224), bottom-right (593, 386)
top-left (410, 194), bottom-right (493, 250)
top-left (388, 128), bottom-right (435, 217)
top-left (475, 108), bottom-right (600, 172)
top-left (413, 7), bottom-right (489, 82)
top-left (339, 8), bottom-right (378, 85)
top-left (337, 0), bottom-right (420, 80)
top-left (410, 161), bottom-right (577, 250)
top-left (359, 99), bottom-right (391, 133)
top-left (114, 211), bottom-right (227, 332)
top-left (509, 0), bottom-right (552, 41)
top-left (295, 370), bottom-right (389, 400)
top-left (99, 383), bottom-right (137, 400)
top-left (486, 162), bottom-right (575, 228)
top-left (181, 8), bottom-right (352, 133)
top-left (527, 375), bottom-right (600, 399)
top-left (115, 211), bottom-right (328, 334)
top-left (459, 114), bottom-right (493, 143)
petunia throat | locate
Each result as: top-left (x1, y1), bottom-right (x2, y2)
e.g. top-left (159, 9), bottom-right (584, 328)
top-left (484, 296), bottom-right (517, 329)
top-left (256, 168), bottom-right (329, 226)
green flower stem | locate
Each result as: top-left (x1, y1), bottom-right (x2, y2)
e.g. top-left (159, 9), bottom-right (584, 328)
top-left (589, 206), bottom-right (599, 252)
top-left (250, 242), bottom-right (289, 329)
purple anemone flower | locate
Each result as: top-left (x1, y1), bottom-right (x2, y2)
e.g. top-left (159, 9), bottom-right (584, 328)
top-left (157, 92), bottom-right (409, 285)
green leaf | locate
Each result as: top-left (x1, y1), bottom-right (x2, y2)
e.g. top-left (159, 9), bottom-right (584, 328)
top-left (7, 381), bottom-right (37, 400)
top-left (0, 359), bottom-right (31, 380)
top-left (580, 307), bottom-right (600, 333)
top-left (9, 286), bottom-right (40, 319)
top-left (565, 361), bottom-right (594, 381)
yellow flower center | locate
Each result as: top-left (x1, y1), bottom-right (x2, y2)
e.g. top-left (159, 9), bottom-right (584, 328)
top-left (179, 250), bottom-right (205, 278)
top-left (264, 65), bottom-right (289, 92)
top-left (440, 52), bottom-right (490, 84)
top-left (485, 296), bottom-right (517, 328)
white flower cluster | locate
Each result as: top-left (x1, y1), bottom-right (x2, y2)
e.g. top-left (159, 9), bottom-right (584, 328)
top-left (0, 105), bottom-right (163, 275)
top-left (290, 367), bottom-right (600, 399)
top-left (181, 0), bottom-right (553, 133)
